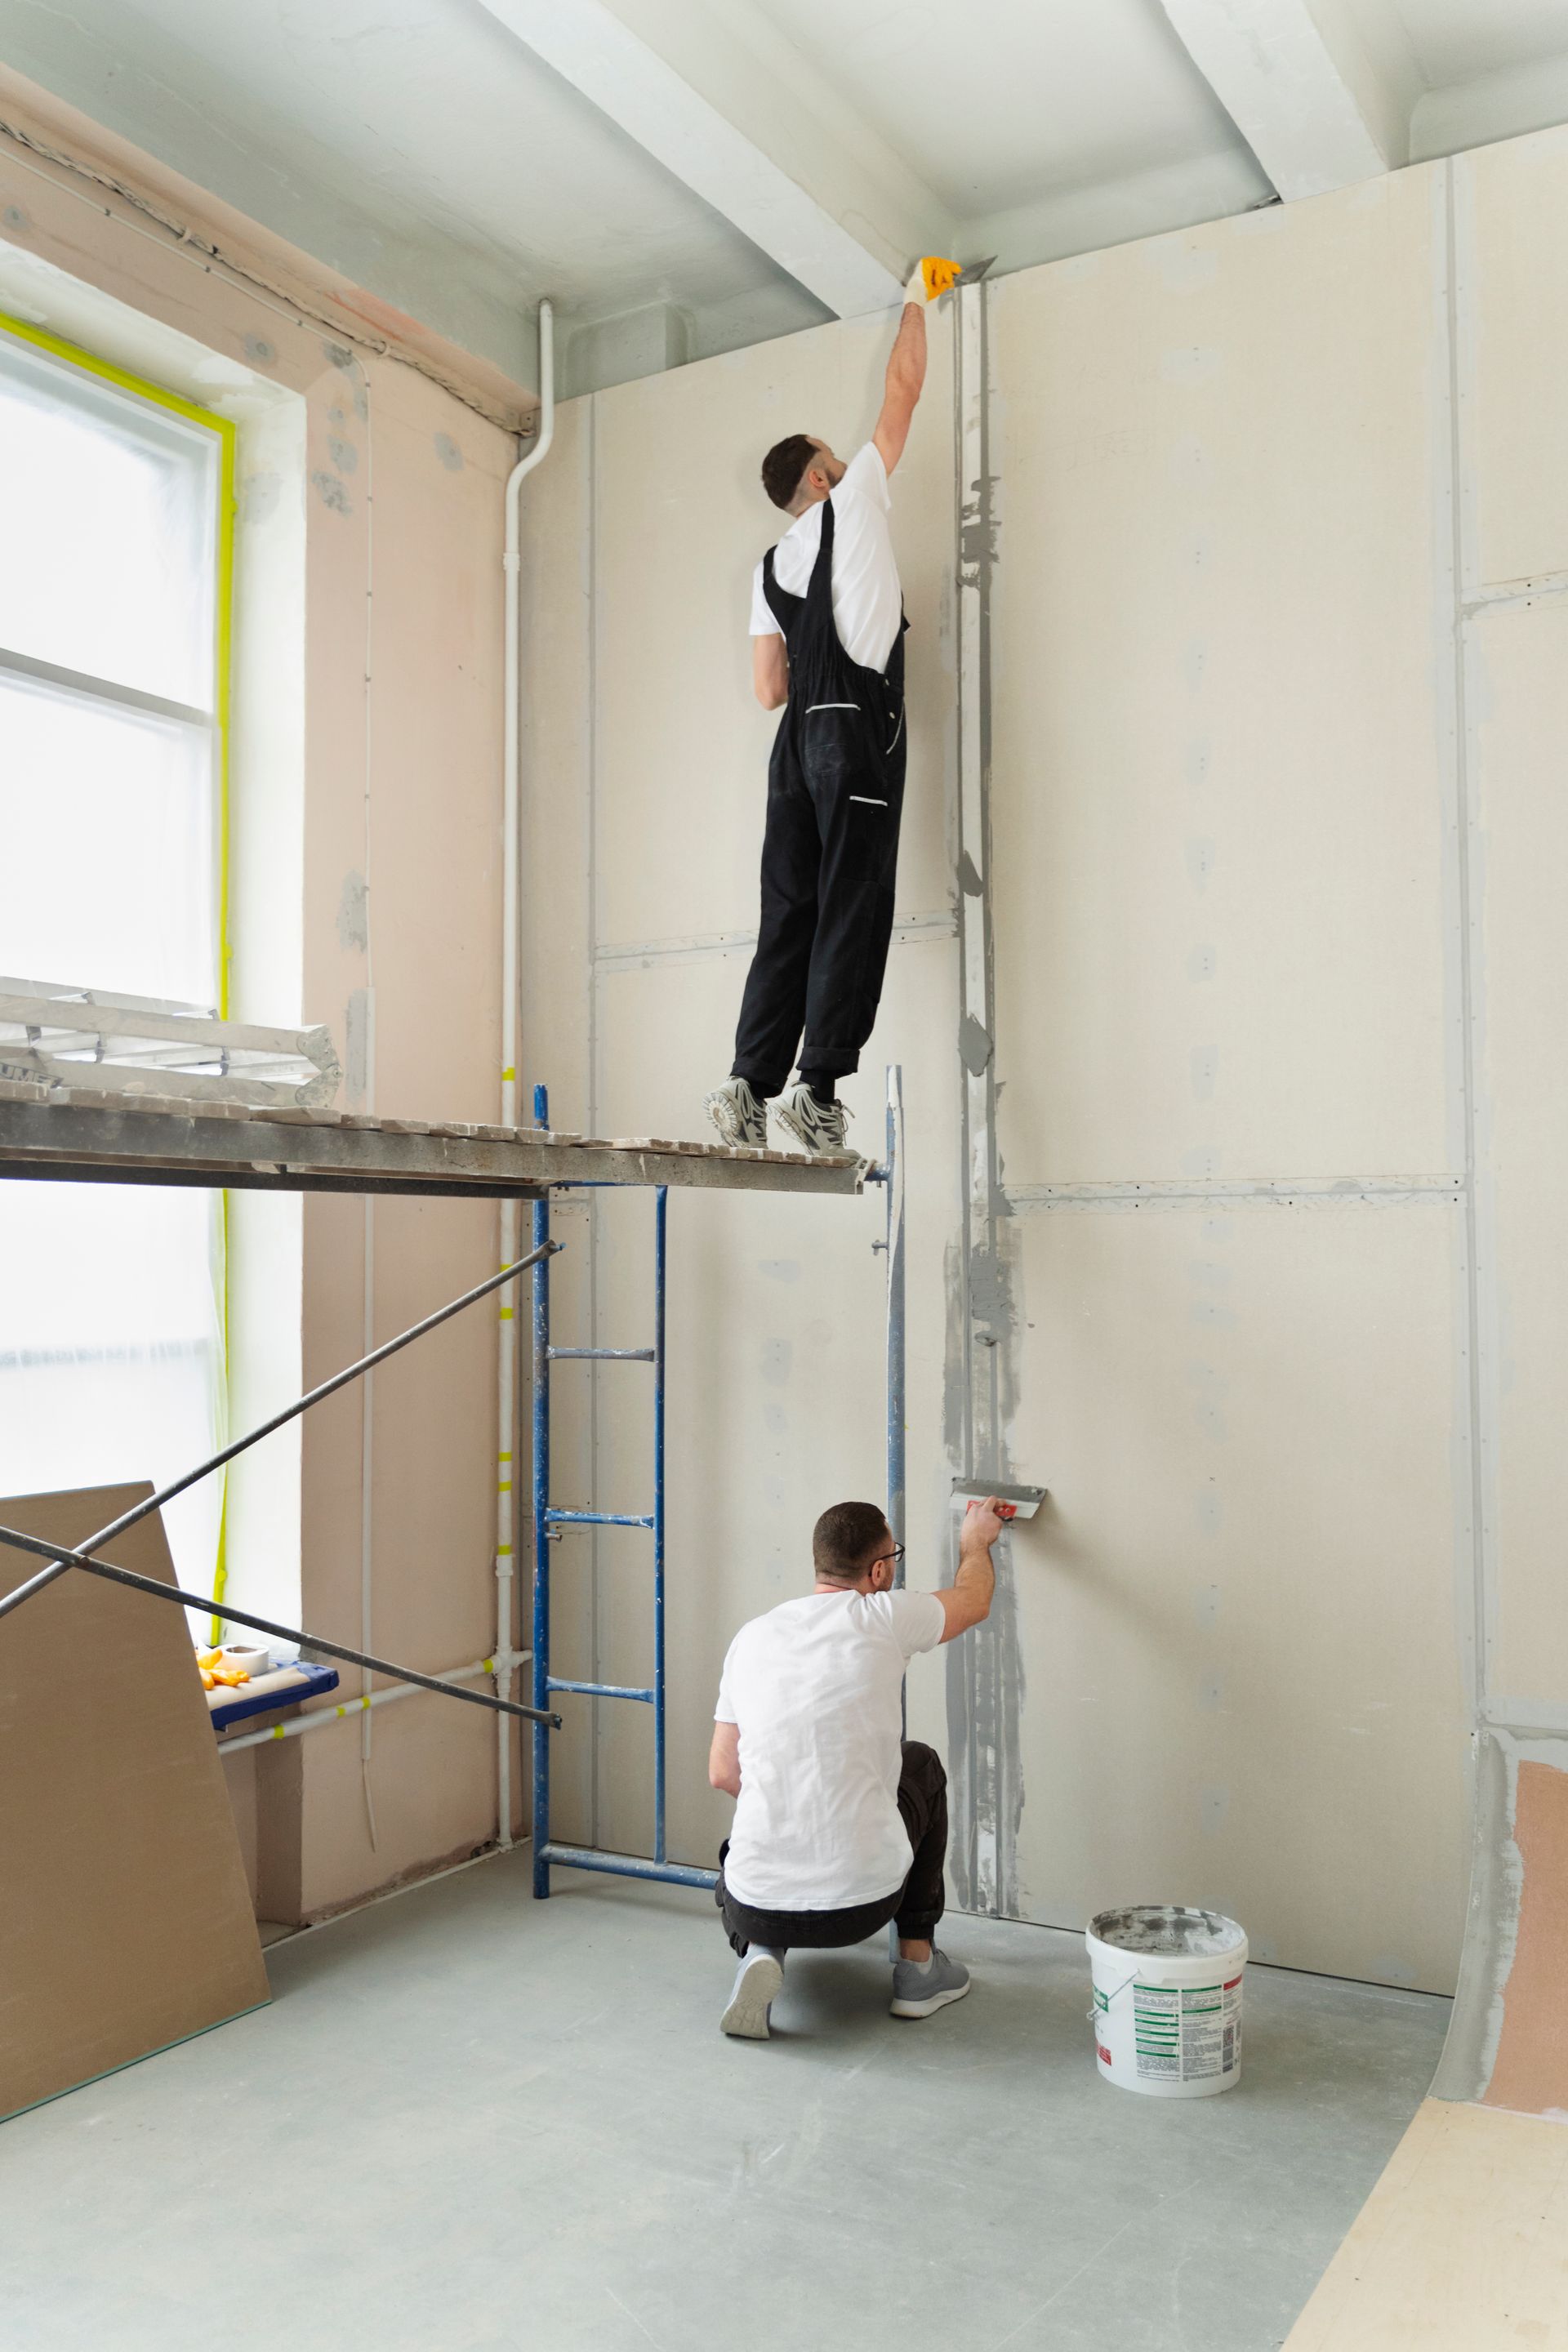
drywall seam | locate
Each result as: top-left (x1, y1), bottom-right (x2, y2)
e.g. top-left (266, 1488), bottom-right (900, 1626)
top-left (1442, 155), bottom-right (1496, 1722)
top-left (946, 277), bottom-right (1024, 1918)
top-left (1004, 1177), bottom-right (1462, 1214)
top-left (592, 910), bottom-right (956, 972)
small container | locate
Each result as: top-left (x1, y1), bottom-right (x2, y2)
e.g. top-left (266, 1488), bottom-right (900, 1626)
top-left (220, 1644), bottom-right (271, 1679)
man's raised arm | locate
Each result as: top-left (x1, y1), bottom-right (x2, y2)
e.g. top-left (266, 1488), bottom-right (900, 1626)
top-left (935, 1498), bottom-right (1005, 1643)
top-left (871, 266), bottom-right (934, 476)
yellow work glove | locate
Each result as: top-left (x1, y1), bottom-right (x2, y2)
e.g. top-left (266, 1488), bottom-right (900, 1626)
top-left (905, 256), bottom-right (964, 305)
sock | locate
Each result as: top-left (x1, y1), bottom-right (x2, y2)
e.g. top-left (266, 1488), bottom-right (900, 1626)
top-left (798, 1072), bottom-right (837, 1107)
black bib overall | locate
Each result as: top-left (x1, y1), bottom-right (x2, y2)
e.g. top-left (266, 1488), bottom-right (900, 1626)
top-left (730, 492), bottom-right (908, 1098)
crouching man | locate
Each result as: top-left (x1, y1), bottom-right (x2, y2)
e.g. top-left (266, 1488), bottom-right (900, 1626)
top-left (707, 1494), bottom-right (1006, 2039)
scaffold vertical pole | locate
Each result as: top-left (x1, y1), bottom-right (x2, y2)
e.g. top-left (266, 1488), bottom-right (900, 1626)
top-left (530, 1080), bottom-right (553, 1899)
top-left (653, 1184), bottom-right (668, 1864)
top-left (886, 1064), bottom-right (906, 1586)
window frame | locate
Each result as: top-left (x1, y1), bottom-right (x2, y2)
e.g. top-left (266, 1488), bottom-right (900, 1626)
top-left (0, 310), bottom-right (237, 1629)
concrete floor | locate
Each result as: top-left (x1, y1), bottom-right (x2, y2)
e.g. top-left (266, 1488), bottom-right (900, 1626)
top-left (2, 1851), bottom-right (1449, 2352)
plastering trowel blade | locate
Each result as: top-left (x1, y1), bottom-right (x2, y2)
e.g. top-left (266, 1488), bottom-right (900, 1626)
top-left (951, 1478), bottom-right (1046, 1522)
top-left (952, 255), bottom-right (997, 288)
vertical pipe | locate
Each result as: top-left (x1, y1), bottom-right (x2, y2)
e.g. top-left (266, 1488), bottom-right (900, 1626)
top-left (653, 1186), bottom-right (668, 1864)
top-left (886, 1064), bottom-right (906, 1584)
top-left (531, 1080), bottom-right (552, 1899)
top-left (501, 301), bottom-right (555, 1857)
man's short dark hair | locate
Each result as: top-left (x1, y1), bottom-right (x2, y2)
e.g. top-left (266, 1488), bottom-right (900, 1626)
top-left (761, 433), bottom-right (818, 512)
top-left (813, 1500), bottom-right (890, 1585)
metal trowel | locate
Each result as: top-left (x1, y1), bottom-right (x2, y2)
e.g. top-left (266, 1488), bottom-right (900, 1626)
top-left (912, 255), bottom-right (998, 301)
top-left (951, 1478), bottom-right (1046, 1522)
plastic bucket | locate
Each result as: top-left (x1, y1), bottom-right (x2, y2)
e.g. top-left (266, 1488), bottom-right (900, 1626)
top-left (1086, 1905), bottom-right (1247, 2099)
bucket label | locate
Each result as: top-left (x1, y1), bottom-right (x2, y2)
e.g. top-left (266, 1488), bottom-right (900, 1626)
top-left (1132, 1979), bottom-right (1241, 2082)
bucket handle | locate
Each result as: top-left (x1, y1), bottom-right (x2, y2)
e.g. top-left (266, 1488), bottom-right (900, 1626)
top-left (1088, 1962), bottom-right (1143, 2026)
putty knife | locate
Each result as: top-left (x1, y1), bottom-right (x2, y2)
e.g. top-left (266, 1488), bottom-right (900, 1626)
top-left (951, 1478), bottom-right (1046, 1522)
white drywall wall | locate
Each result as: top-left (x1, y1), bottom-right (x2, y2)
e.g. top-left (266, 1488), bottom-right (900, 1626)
top-left (519, 122), bottom-right (1568, 1994)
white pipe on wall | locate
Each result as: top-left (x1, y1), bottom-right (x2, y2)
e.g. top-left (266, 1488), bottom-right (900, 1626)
top-left (496, 301), bottom-right (555, 1850)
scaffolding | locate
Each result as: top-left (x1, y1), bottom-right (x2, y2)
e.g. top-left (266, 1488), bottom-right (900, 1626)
top-left (0, 1080), bottom-right (898, 1887)
top-left (527, 1067), bottom-right (906, 1897)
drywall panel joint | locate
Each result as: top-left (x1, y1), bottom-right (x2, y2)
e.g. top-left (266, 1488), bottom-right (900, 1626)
top-left (947, 278), bottom-right (1023, 1918)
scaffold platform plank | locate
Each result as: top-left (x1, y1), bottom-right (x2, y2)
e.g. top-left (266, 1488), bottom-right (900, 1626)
top-left (0, 1084), bottom-right (864, 1198)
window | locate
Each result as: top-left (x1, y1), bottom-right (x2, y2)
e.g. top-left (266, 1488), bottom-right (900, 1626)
top-left (0, 315), bottom-right (234, 1597)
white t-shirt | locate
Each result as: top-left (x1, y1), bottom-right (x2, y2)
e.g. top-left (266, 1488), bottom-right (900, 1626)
top-left (748, 441), bottom-right (902, 676)
top-left (715, 1586), bottom-right (946, 1910)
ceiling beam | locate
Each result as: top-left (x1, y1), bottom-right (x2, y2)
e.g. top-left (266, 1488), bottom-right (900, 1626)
top-left (474, 0), bottom-right (952, 318)
top-left (1157, 0), bottom-right (1396, 202)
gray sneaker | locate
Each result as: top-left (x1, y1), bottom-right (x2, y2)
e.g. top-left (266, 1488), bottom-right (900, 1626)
top-left (705, 1077), bottom-right (768, 1151)
top-left (721, 1947), bottom-right (784, 2040)
top-left (773, 1082), bottom-right (850, 1156)
top-left (890, 1946), bottom-right (971, 2019)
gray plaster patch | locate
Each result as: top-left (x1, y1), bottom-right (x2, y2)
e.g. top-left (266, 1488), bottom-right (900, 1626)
top-left (959, 1014), bottom-right (993, 1076)
top-left (3, 205), bottom-right (29, 233)
top-left (760, 1338), bottom-right (791, 1388)
top-left (1146, 242), bottom-right (1220, 296)
top-left (243, 334), bottom-right (277, 367)
top-left (1187, 943), bottom-right (1218, 982)
top-left (1191, 1045), bottom-right (1218, 1102)
top-left (323, 341), bottom-right (355, 373)
top-left (957, 852), bottom-right (983, 898)
top-left (758, 1259), bottom-right (800, 1284)
top-left (958, 476), bottom-right (1000, 577)
top-left (1161, 345), bottom-right (1223, 384)
top-left (344, 989), bottom-right (370, 1108)
top-left (336, 871), bottom-right (369, 953)
top-left (327, 436), bottom-right (359, 476)
top-left (242, 470), bottom-right (282, 527)
top-left (434, 432), bottom-right (464, 473)
top-left (310, 470), bottom-right (352, 516)
top-left (1186, 837), bottom-right (1216, 891)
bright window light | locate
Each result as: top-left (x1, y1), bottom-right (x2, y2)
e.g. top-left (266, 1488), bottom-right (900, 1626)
top-left (0, 320), bottom-right (230, 1598)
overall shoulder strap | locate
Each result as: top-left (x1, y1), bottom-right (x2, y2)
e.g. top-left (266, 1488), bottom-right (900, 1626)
top-left (760, 543), bottom-right (802, 636)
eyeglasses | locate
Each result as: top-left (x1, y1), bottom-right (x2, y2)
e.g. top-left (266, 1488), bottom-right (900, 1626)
top-left (873, 1544), bottom-right (906, 1570)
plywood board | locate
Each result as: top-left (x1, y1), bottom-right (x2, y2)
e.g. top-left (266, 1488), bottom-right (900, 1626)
top-left (1485, 1757), bottom-right (1568, 2119)
top-left (1004, 1200), bottom-right (1470, 1989)
top-left (988, 172), bottom-right (1452, 1186)
top-left (1283, 2098), bottom-right (1568, 2350)
top-left (0, 1485), bottom-right (268, 2118)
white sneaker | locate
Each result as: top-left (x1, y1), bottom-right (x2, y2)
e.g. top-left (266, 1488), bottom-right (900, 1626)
top-left (721, 1948), bottom-right (784, 2040)
top-left (772, 1083), bottom-right (850, 1156)
top-left (704, 1077), bottom-right (768, 1151)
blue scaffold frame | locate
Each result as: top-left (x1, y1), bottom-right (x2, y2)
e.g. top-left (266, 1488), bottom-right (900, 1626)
top-left (528, 1067), bottom-right (906, 1900)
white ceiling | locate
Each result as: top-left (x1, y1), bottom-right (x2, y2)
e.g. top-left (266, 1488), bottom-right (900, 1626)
top-left (1, 0), bottom-right (1566, 398)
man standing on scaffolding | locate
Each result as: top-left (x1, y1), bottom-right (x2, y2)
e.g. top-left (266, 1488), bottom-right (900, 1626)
top-left (704, 259), bottom-right (956, 1160)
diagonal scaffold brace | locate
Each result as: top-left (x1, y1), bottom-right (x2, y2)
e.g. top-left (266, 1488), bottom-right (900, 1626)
top-left (0, 1234), bottom-right (567, 1731)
